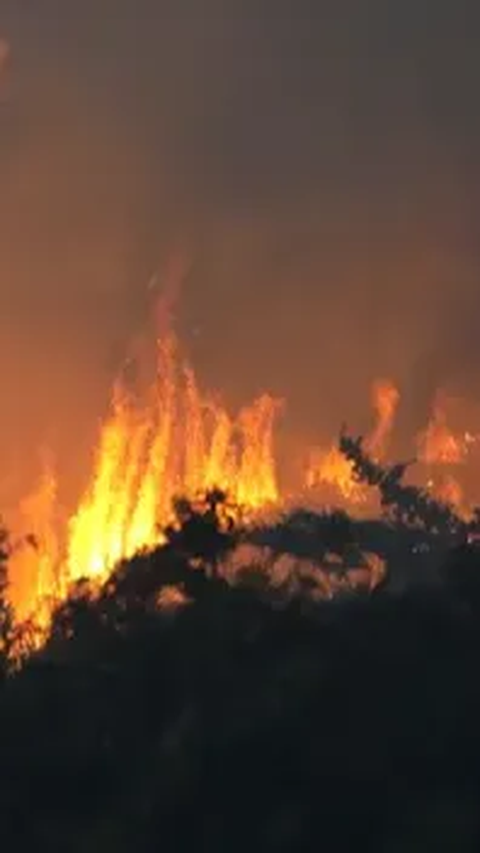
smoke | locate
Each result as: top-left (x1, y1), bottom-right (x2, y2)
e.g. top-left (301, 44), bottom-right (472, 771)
top-left (1, 0), bottom-right (480, 502)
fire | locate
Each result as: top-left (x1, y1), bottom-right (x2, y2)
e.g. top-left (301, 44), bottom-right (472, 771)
top-left (305, 446), bottom-right (366, 504)
top-left (8, 459), bottom-right (61, 624)
top-left (417, 396), bottom-right (469, 465)
top-left (66, 332), bottom-right (281, 586)
top-left (414, 393), bottom-right (480, 513)
top-left (305, 378), bottom-right (400, 503)
top-left (7, 316), bottom-right (480, 636)
top-left (366, 379), bottom-right (400, 459)
top-left (236, 394), bottom-right (281, 508)
top-left (433, 475), bottom-right (464, 509)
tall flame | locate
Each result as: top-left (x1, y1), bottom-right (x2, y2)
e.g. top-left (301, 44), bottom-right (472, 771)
top-left (366, 379), bottom-right (400, 459)
top-left (8, 458), bottom-right (61, 624)
top-left (65, 332), bottom-right (281, 587)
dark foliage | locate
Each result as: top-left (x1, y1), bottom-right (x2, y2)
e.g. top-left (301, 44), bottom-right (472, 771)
top-left (1, 458), bottom-right (480, 850)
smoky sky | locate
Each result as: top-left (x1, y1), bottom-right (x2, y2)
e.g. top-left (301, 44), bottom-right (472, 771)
top-left (1, 0), bottom-right (480, 500)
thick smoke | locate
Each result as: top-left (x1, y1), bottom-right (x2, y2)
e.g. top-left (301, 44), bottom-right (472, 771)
top-left (1, 1), bottom-right (480, 504)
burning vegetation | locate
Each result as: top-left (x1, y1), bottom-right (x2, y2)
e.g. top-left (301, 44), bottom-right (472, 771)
top-left (4, 321), bottom-right (480, 636)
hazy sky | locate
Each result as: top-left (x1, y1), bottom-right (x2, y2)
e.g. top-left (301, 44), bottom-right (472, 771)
top-left (1, 1), bottom-right (480, 498)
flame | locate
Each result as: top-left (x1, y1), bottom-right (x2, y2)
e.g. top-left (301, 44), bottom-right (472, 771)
top-left (366, 379), bottom-right (400, 459)
top-left (434, 474), bottom-right (464, 509)
top-left (417, 398), bottom-right (468, 465)
top-left (64, 332), bottom-right (281, 589)
top-left (415, 394), bottom-right (480, 512)
top-left (305, 445), bottom-right (366, 503)
top-left (236, 394), bottom-right (281, 508)
top-left (8, 459), bottom-right (61, 625)
top-left (305, 379), bottom-right (400, 502)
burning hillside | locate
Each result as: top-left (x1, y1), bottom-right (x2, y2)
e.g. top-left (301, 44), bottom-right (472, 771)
top-left (4, 320), bottom-right (480, 631)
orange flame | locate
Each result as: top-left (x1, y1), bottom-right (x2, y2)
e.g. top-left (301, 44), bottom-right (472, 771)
top-left (305, 445), bottom-right (366, 504)
top-left (417, 397), bottom-right (469, 465)
top-left (8, 459), bottom-right (61, 624)
top-left (366, 379), bottom-right (400, 459)
top-left (305, 379), bottom-right (400, 502)
top-left (433, 475), bottom-right (464, 509)
top-left (65, 332), bottom-right (281, 588)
